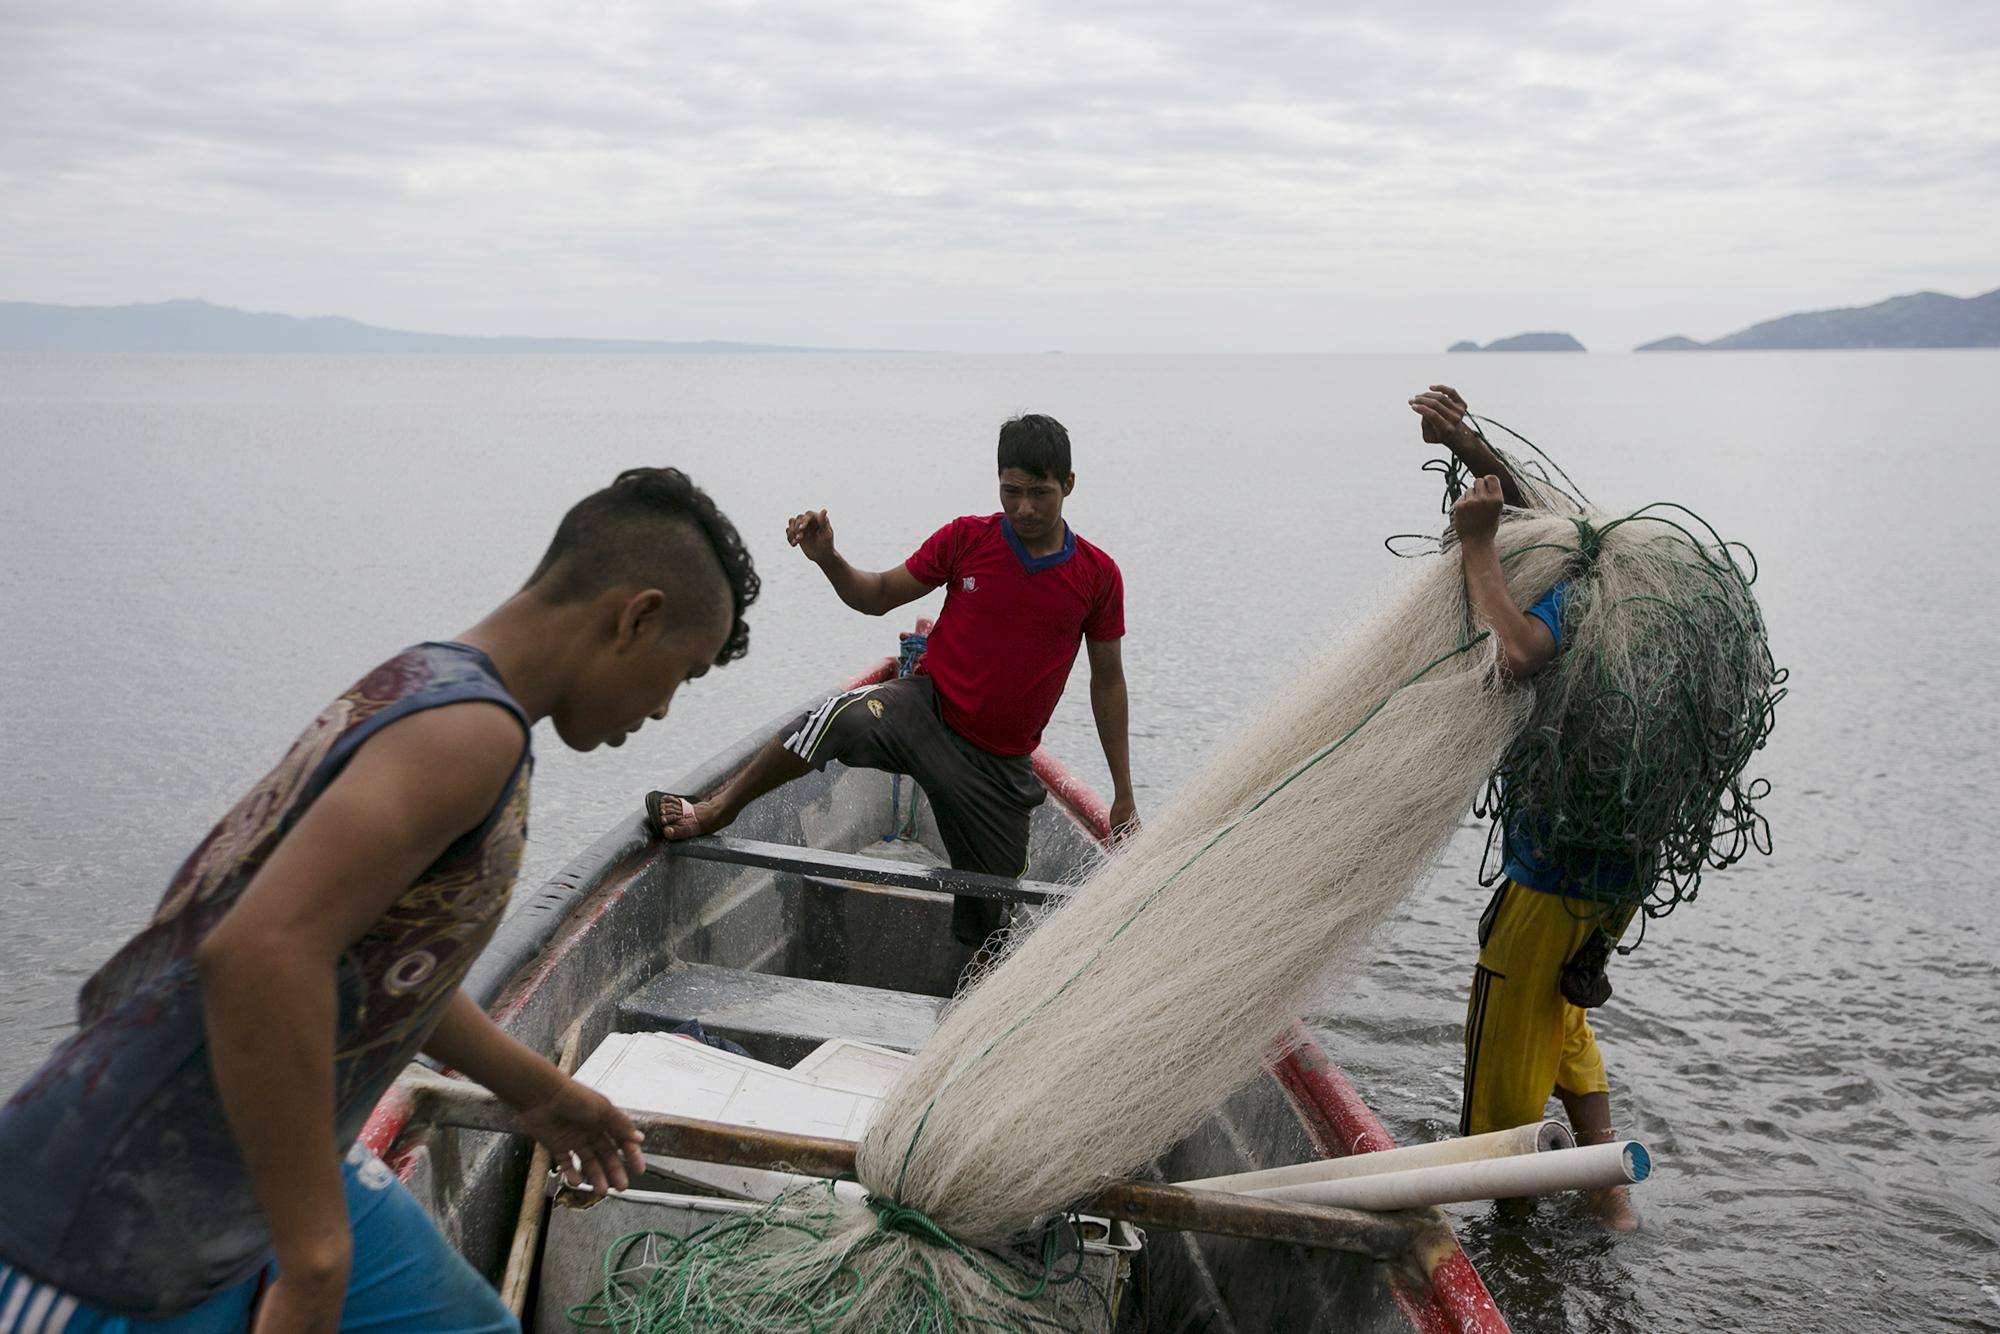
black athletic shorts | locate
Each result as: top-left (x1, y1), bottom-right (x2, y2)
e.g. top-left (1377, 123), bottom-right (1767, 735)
top-left (781, 675), bottom-right (1046, 946)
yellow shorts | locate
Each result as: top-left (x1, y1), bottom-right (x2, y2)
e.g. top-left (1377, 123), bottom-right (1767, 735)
top-left (1459, 879), bottom-right (1629, 1135)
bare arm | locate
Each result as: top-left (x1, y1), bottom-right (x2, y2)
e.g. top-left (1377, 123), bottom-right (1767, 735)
top-left (786, 509), bottom-right (937, 616)
top-left (197, 702), bottom-right (524, 1331)
top-left (1086, 636), bottom-right (1139, 837)
top-left (1452, 476), bottom-right (1557, 679)
top-left (1409, 385), bottom-right (1528, 509)
top-left (423, 992), bottom-right (643, 1192)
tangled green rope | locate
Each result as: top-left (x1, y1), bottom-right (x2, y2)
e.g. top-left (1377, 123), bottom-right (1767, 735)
top-left (566, 1181), bottom-right (1102, 1333)
top-left (1414, 419), bottom-right (1788, 936)
top-left (1477, 504), bottom-right (1786, 938)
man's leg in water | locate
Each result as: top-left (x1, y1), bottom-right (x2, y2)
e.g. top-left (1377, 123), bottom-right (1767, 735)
top-left (1461, 880), bottom-right (1639, 1231)
top-left (1558, 1080), bottom-right (1639, 1231)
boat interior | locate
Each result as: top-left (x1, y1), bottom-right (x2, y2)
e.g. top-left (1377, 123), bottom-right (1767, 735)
top-left (394, 711), bottom-right (1415, 1332)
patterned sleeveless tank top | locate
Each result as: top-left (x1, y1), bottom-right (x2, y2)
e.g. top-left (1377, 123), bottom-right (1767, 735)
top-left (0, 642), bottom-right (531, 1316)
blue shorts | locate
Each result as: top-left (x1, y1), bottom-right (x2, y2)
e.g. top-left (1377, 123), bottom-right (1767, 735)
top-left (0, 1145), bottom-right (517, 1333)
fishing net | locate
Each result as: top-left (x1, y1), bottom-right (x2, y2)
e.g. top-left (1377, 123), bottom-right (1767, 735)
top-left (578, 432), bottom-right (1782, 1331)
top-left (1404, 416), bottom-right (1787, 935)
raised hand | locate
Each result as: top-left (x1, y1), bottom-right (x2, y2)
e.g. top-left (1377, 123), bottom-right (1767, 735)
top-left (785, 509), bottom-right (836, 564)
top-left (1451, 473), bottom-right (1507, 546)
top-left (1409, 384), bottom-right (1473, 447)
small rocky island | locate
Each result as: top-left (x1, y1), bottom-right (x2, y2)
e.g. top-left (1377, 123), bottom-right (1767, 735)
top-left (1448, 332), bottom-right (1585, 352)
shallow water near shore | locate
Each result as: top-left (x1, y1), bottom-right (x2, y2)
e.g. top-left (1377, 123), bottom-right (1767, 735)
top-left (3, 350), bottom-right (1996, 1331)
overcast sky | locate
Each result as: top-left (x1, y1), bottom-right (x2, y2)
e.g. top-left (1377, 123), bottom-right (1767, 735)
top-left (1, 0), bottom-right (1994, 352)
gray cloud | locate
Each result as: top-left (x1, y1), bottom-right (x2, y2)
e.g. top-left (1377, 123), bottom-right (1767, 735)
top-left (0, 0), bottom-right (1994, 351)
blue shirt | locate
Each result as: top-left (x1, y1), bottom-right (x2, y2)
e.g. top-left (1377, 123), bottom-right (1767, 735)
top-left (1500, 582), bottom-right (1638, 897)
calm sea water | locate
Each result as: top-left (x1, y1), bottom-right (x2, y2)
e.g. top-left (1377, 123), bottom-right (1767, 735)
top-left (2, 352), bottom-right (1995, 1331)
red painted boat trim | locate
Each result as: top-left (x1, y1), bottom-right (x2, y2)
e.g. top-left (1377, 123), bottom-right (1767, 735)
top-left (1270, 1028), bottom-right (1509, 1333)
top-left (1270, 1024), bottom-right (1398, 1157)
top-left (1030, 746), bottom-right (1112, 839)
top-left (836, 656), bottom-right (896, 693)
top-left (357, 1086), bottom-right (412, 1159)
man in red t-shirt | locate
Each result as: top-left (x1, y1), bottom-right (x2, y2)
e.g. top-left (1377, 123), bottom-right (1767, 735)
top-left (648, 413), bottom-right (1136, 949)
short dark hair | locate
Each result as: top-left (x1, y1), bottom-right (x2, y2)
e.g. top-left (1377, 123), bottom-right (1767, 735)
top-left (526, 466), bottom-right (759, 664)
top-left (997, 414), bottom-right (1072, 480)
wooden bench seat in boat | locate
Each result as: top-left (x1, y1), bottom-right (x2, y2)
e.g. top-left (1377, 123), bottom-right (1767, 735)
top-left (618, 960), bottom-right (944, 1065)
top-left (667, 833), bottom-right (1072, 903)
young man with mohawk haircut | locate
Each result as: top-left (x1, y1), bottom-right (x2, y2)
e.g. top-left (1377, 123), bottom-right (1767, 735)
top-left (0, 467), bottom-right (759, 1333)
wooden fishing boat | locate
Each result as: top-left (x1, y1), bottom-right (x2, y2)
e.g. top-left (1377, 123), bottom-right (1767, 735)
top-left (363, 639), bottom-right (1513, 1333)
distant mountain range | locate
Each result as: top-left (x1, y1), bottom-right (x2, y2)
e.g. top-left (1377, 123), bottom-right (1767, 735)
top-left (0, 298), bottom-right (870, 354)
top-left (1637, 286), bottom-right (2000, 351)
top-left (8, 288), bottom-right (1995, 356)
top-left (1448, 331), bottom-right (1585, 353)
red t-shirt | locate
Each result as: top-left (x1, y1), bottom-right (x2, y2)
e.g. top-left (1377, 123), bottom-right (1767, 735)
top-left (904, 513), bottom-right (1125, 757)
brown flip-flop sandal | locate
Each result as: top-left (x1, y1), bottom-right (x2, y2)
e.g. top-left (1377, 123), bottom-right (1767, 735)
top-left (643, 790), bottom-right (701, 840)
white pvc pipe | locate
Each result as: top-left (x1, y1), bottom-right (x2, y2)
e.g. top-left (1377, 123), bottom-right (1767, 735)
top-left (1245, 1140), bottom-right (1651, 1211)
top-left (1178, 1120), bottom-right (1572, 1194)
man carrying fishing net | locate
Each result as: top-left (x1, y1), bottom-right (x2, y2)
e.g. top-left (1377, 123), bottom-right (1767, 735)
top-left (647, 413), bottom-right (1138, 957)
top-left (1409, 383), bottom-right (1778, 1232)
